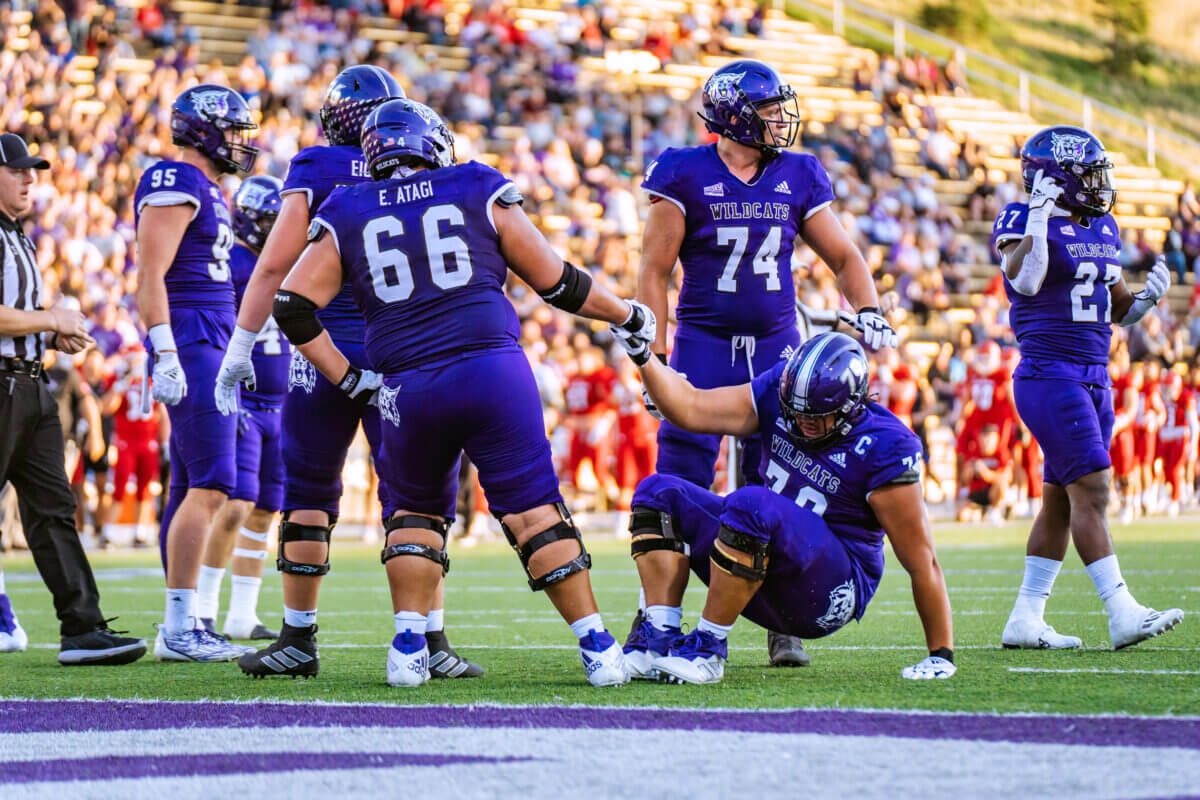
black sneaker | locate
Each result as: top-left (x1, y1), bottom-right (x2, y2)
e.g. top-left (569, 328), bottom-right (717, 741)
top-left (426, 629), bottom-right (484, 678)
top-left (59, 620), bottom-right (147, 666)
top-left (767, 630), bottom-right (810, 667)
top-left (238, 622), bottom-right (319, 679)
top-left (247, 623), bottom-right (278, 640)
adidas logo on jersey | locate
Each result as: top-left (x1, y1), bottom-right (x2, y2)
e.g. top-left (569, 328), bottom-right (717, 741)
top-left (774, 180), bottom-right (791, 195)
top-left (830, 452), bottom-right (846, 468)
top-left (779, 345), bottom-right (795, 361)
top-left (1059, 225), bottom-right (1075, 236)
top-left (703, 183), bottom-right (725, 197)
top-left (1102, 224), bottom-right (1113, 236)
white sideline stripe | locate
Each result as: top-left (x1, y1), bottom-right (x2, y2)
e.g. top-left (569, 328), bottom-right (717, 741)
top-left (1008, 667), bottom-right (1200, 676)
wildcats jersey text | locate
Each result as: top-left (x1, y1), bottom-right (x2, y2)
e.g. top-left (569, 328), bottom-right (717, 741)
top-left (311, 161), bottom-right (523, 373)
top-left (642, 145), bottom-right (834, 338)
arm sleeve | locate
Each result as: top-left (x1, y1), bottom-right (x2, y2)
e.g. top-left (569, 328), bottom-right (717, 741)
top-left (641, 151), bottom-right (685, 216)
top-left (800, 155), bottom-right (835, 220)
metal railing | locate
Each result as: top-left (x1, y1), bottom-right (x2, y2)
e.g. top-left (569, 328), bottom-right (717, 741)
top-left (783, 0), bottom-right (1200, 180)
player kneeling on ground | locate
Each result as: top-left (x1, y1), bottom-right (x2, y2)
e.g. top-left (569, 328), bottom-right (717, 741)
top-left (268, 99), bottom-right (656, 687)
top-left (614, 331), bottom-right (955, 683)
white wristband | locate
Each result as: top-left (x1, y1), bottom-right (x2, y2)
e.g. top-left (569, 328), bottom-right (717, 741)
top-left (229, 325), bottom-right (258, 359)
top-left (147, 323), bottom-right (177, 354)
top-left (1120, 294), bottom-right (1156, 327)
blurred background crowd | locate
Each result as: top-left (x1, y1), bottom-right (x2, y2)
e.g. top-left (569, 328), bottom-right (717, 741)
top-left (2, 0), bottom-right (1198, 545)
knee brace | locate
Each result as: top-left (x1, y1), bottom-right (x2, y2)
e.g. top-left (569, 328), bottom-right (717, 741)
top-left (276, 514), bottom-right (332, 576)
top-left (629, 506), bottom-right (690, 559)
top-left (710, 524), bottom-right (769, 582)
top-left (502, 502), bottom-right (592, 591)
top-left (380, 514), bottom-right (450, 575)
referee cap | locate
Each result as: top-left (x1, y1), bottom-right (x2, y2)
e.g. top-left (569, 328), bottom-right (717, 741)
top-left (0, 134), bottom-right (50, 170)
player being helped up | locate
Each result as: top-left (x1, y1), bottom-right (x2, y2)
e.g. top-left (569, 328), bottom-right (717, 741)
top-left (993, 126), bottom-right (1184, 651)
top-left (611, 329), bottom-right (956, 683)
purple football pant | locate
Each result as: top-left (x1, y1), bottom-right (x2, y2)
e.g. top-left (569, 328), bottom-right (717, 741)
top-left (657, 324), bottom-right (799, 489)
top-left (231, 402), bottom-right (284, 512)
top-left (281, 339), bottom-right (392, 520)
top-left (374, 349), bottom-right (562, 520)
top-left (1014, 376), bottom-right (1113, 486)
top-left (632, 473), bottom-right (872, 639)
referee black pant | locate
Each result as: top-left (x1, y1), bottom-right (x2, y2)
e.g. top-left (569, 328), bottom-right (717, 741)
top-left (0, 372), bottom-right (104, 636)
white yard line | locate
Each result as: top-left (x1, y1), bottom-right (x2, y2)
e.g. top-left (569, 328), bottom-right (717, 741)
top-left (1008, 667), bottom-right (1200, 676)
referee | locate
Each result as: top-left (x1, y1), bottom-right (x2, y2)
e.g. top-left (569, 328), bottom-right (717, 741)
top-left (0, 133), bottom-right (145, 665)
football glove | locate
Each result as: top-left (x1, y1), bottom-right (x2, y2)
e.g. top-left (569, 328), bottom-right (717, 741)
top-left (838, 308), bottom-right (898, 350)
top-left (215, 327), bottom-right (258, 416)
top-left (901, 655), bottom-right (956, 680)
top-left (1028, 168), bottom-right (1064, 214)
top-left (150, 349), bottom-right (188, 407)
top-left (1140, 255), bottom-right (1171, 305)
top-left (338, 364), bottom-right (383, 404)
top-left (611, 301), bottom-right (657, 366)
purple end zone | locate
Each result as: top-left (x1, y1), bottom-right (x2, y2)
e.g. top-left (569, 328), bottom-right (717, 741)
top-left (1, 752), bottom-right (532, 784)
top-left (0, 701), bottom-right (1196, 750)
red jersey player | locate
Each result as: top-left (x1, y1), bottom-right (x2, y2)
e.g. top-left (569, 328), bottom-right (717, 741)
top-left (1109, 349), bottom-right (1139, 523)
top-left (107, 349), bottom-right (161, 546)
top-left (1158, 371), bottom-right (1197, 516)
top-left (563, 349), bottom-right (617, 504)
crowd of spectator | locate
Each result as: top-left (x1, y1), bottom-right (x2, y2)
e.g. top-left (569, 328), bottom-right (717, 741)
top-left (2, 0), bottom-right (1197, 542)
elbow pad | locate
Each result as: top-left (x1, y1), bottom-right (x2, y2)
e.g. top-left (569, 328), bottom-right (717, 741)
top-left (273, 290), bottom-right (325, 345)
top-left (538, 261), bottom-right (592, 313)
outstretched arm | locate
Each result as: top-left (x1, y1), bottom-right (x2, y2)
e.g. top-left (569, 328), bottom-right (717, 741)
top-left (636, 356), bottom-right (759, 437)
top-left (870, 481), bottom-right (953, 655)
top-left (802, 208), bottom-right (895, 349)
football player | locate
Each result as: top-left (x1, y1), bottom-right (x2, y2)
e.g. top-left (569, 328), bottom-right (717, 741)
top-left (264, 99), bottom-right (655, 687)
top-left (216, 67), bottom-right (477, 679)
top-left (612, 331), bottom-right (955, 683)
top-left (636, 60), bottom-right (895, 667)
top-left (993, 125), bottom-right (1184, 650)
top-left (195, 175), bottom-right (286, 641)
top-left (1157, 370), bottom-right (1196, 517)
top-left (134, 84), bottom-right (259, 662)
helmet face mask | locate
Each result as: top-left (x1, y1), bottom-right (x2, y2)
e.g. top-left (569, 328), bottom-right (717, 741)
top-left (320, 65), bottom-right (406, 147)
top-left (777, 332), bottom-right (870, 449)
top-left (232, 175), bottom-right (283, 250)
top-left (171, 84), bottom-right (259, 174)
top-left (1020, 125), bottom-right (1115, 217)
top-left (700, 60), bottom-right (800, 154)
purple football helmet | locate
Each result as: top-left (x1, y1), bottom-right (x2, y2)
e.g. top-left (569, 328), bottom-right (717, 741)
top-left (171, 84), bottom-right (258, 174)
top-left (232, 175), bottom-right (283, 251)
top-left (320, 65), bottom-right (405, 147)
top-left (778, 332), bottom-right (869, 448)
top-left (360, 99), bottom-right (456, 180)
top-left (1020, 125), bottom-right (1115, 217)
top-left (698, 59), bottom-right (800, 153)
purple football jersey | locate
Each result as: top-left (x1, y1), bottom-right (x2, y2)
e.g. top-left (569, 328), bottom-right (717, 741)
top-left (282, 144), bottom-right (373, 342)
top-left (134, 160), bottom-right (236, 346)
top-left (993, 201), bottom-right (1121, 376)
top-left (752, 360), bottom-right (924, 613)
top-left (230, 243), bottom-right (289, 401)
top-left (312, 161), bottom-right (522, 373)
top-left (642, 145), bottom-right (834, 337)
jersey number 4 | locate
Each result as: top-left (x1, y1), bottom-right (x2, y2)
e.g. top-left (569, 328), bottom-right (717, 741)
top-left (716, 226), bottom-right (783, 294)
top-left (1070, 260), bottom-right (1120, 323)
top-left (363, 205), bottom-right (473, 302)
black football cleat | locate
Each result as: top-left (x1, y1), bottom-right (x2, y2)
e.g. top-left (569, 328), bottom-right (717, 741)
top-left (767, 630), bottom-right (810, 667)
top-left (59, 621), bottom-right (147, 666)
top-left (238, 622), bottom-right (319, 679)
top-left (426, 629), bottom-right (484, 678)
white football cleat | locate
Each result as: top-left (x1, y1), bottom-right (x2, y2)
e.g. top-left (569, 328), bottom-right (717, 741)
top-left (0, 624), bottom-right (27, 653)
top-left (653, 630), bottom-right (726, 685)
top-left (1001, 616), bottom-right (1083, 649)
top-left (1110, 606), bottom-right (1184, 650)
top-left (901, 655), bottom-right (956, 680)
top-left (386, 631), bottom-right (430, 687)
top-left (579, 630), bottom-right (629, 686)
top-left (154, 627), bottom-right (254, 662)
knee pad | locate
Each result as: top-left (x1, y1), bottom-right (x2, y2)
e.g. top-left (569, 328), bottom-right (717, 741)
top-left (380, 514), bottom-right (450, 575)
top-left (276, 514), bottom-right (332, 576)
top-left (502, 502), bottom-right (591, 591)
top-left (710, 524), bottom-right (769, 582)
top-left (629, 506), bottom-right (690, 559)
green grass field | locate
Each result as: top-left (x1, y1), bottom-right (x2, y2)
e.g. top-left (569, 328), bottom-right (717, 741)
top-left (1, 519), bottom-right (1196, 716)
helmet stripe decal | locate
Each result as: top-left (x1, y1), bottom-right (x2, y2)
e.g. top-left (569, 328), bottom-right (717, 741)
top-left (794, 333), bottom-right (837, 406)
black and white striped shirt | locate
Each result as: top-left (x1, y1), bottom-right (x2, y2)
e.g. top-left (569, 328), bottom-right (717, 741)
top-left (0, 213), bottom-right (44, 360)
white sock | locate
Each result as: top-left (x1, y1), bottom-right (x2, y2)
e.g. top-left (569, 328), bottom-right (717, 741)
top-left (0, 570), bottom-right (6, 595)
top-left (283, 606), bottom-right (317, 628)
top-left (226, 575), bottom-right (262, 622)
top-left (638, 588), bottom-right (646, 611)
top-left (1010, 556), bottom-right (1062, 621)
top-left (164, 588), bottom-right (196, 633)
top-left (394, 611), bottom-right (427, 636)
top-left (195, 565), bottom-right (225, 621)
top-left (1086, 554), bottom-right (1140, 617)
top-left (697, 616), bottom-right (733, 640)
top-left (426, 608), bottom-right (444, 632)
top-left (646, 604), bottom-right (682, 630)
top-left (570, 612), bottom-right (604, 640)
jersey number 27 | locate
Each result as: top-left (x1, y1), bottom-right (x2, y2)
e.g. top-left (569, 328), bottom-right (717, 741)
top-left (1070, 260), bottom-right (1120, 322)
